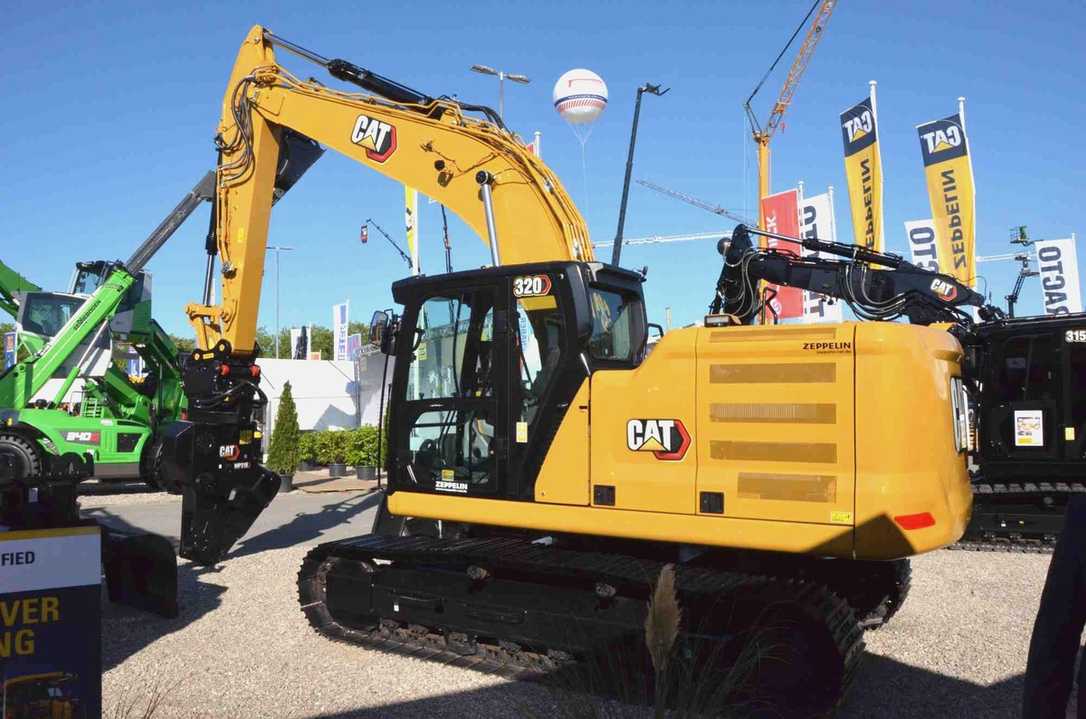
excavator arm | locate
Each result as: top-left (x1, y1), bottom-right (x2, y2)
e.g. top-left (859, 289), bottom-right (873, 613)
top-left (712, 224), bottom-right (1002, 327)
top-left (163, 27), bottom-right (594, 566)
top-left (189, 25), bottom-right (591, 354)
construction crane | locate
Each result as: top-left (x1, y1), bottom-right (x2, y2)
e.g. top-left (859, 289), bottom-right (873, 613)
top-left (362, 217), bottom-right (413, 269)
top-left (744, 0), bottom-right (836, 229)
top-left (636, 179), bottom-right (749, 224)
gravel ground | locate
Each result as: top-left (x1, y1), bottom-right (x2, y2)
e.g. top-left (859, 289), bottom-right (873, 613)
top-left (98, 493), bottom-right (1053, 719)
top-left (80, 491), bottom-right (180, 509)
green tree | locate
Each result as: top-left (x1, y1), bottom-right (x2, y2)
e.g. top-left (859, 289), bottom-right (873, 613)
top-left (168, 333), bottom-right (195, 353)
top-left (310, 325), bottom-right (333, 359)
top-left (266, 381), bottom-right (301, 475)
top-left (0, 322), bottom-right (14, 335)
top-left (256, 322), bottom-right (369, 360)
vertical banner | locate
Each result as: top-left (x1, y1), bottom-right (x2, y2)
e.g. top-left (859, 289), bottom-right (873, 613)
top-left (904, 219), bottom-right (941, 273)
top-left (759, 189), bottom-right (804, 320)
top-left (290, 327), bottom-right (311, 360)
top-left (917, 107), bottom-right (975, 284)
top-left (333, 302), bottom-right (349, 361)
top-left (346, 334), bottom-right (363, 361)
top-left (840, 84), bottom-right (885, 252)
top-left (405, 186), bottom-right (420, 276)
top-left (800, 190), bottom-right (844, 323)
top-left (3, 331), bottom-right (15, 369)
top-left (1035, 237), bottom-right (1083, 315)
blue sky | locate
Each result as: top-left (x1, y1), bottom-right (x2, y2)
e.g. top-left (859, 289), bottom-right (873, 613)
top-left (3, 1), bottom-right (1084, 337)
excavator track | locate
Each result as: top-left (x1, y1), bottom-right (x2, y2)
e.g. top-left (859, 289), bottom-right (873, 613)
top-left (956, 481), bottom-right (1075, 553)
top-left (298, 534), bottom-right (864, 715)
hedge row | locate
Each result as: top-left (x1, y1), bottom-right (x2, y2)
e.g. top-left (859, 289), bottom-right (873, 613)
top-left (297, 426), bottom-right (387, 468)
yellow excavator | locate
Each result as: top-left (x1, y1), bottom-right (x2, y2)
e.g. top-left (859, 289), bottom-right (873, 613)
top-left (159, 26), bottom-right (972, 714)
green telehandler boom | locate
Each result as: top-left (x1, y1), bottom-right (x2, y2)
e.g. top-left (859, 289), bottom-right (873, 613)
top-left (0, 171), bottom-right (214, 615)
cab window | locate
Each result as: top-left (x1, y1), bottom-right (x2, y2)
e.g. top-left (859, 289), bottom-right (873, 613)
top-left (513, 293), bottom-right (565, 426)
top-left (587, 287), bottom-right (645, 363)
top-left (19, 293), bottom-right (85, 338)
top-left (406, 290), bottom-right (494, 400)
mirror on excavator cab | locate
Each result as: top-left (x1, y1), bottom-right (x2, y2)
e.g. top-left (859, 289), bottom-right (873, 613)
top-left (369, 309), bottom-right (398, 355)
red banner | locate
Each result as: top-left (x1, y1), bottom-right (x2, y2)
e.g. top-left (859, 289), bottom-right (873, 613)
top-left (760, 189), bottom-right (804, 319)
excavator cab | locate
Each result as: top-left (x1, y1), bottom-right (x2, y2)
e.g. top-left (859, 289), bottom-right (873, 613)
top-left (383, 261), bottom-right (646, 502)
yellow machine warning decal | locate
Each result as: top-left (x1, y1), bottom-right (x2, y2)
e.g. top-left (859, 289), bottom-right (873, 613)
top-left (830, 511), bottom-right (853, 524)
top-left (441, 469), bottom-right (455, 481)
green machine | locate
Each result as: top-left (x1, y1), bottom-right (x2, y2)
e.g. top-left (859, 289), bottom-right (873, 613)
top-left (1, 261), bottom-right (185, 487)
top-left (0, 173), bottom-right (212, 507)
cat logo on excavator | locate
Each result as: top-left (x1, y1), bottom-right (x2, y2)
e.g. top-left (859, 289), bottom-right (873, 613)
top-left (626, 419), bottom-right (691, 460)
top-left (350, 115), bottom-right (397, 163)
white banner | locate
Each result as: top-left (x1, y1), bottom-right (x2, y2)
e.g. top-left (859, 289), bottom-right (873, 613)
top-left (333, 302), bottom-right (350, 361)
top-left (1, 527), bottom-right (101, 593)
top-left (904, 219), bottom-right (941, 273)
top-left (799, 191), bottom-right (844, 323)
top-left (1036, 237), bottom-right (1083, 315)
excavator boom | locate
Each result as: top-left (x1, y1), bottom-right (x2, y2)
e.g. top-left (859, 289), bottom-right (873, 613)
top-left (190, 26), bottom-right (590, 354)
top-left (164, 27), bottom-right (595, 566)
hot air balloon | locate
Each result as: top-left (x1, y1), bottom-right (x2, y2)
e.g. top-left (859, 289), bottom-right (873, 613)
top-left (554, 69), bottom-right (608, 207)
top-left (553, 69), bottom-right (608, 145)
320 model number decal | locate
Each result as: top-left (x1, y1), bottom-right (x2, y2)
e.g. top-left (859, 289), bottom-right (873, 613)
top-left (513, 274), bottom-right (552, 298)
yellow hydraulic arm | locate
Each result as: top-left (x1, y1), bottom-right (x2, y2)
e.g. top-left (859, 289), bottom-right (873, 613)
top-left (188, 25), bottom-right (593, 353)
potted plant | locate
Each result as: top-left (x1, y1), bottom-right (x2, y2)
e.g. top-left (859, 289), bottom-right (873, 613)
top-left (321, 429), bottom-right (349, 478)
top-left (347, 425), bottom-right (379, 481)
top-left (265, 381), bottom-right (300, 492)
top-left (297, 431), bottom-right (318, 471)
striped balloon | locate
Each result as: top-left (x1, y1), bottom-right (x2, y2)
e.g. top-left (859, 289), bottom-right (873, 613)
top-left (553, 69), bottom-right (608, 126)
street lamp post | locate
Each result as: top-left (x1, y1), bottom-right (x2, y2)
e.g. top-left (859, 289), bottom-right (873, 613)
top-left (267, 245), bottom-right (295, 358)
top-left (470, 64), bottom-right (530, 121)
top-left (612, 83), bottom-right (669, 267)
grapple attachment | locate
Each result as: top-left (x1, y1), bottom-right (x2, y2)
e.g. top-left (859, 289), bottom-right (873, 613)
top-left (159, 341), bottom-right (279, 566)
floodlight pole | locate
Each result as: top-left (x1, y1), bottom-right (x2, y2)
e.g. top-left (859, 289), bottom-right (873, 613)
top-left (267, 245), bottom-right (294, 358)
top-left (470, 64), bottom-right (531, 122)
top-left (612, 83), bottom-right (669, 267)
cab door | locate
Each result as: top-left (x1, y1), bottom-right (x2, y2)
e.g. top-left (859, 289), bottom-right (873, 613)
top-left (392, 285), bottom-right (509, 498)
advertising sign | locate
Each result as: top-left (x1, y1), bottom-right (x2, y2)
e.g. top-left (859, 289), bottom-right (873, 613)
top-left (904, 219), bottom-right (941, 273)
top-left (346, 333), bottom-right (363, 361)
top-left (332, 302), bottom-right (349, 362)
top-left (840, 91), bottom-right (885, 252)
top-left (0, 526), bottom-right (101, 718)
top-left (917, 111), bottom-right (976, 284)
top-left (799, 191), bottom-right (843, 323)
top-left (759, 189), bottom-right (804, 320)
top-left (1035, 237), bottom-right (1083, 315)
top-left (3, 332), bottom-right (15, 370)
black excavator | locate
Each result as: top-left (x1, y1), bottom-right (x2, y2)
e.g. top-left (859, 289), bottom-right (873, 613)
top-left (716, 223), bottom-right (1086, 551)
